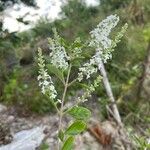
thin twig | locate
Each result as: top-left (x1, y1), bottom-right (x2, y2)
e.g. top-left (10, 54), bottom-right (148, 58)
top-left (68, 78), bottom-right (77, 87)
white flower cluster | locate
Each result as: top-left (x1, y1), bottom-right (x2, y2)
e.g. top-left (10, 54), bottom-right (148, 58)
top-left (37, 48), bottom-right (57, 99)
top-left (112, 23), bottom-right (128, 48)
top-left (49, 45), bottom-right (69, 70)
top-left (78, 58), bottom-right (97, 81)
top-left (77, 76), bottom-right (101, 103)
top-left (69, 38), bottom-right (82, 60)
top-left (77, 50), bottom-right (104, 81)
top-left (89, 14), bottom-right (119, 49)
top-left (78, 15), bottom-right (127, 81)
top-left (89, 14), bottom-right (119, 63)
top-left (48, 30), bottom-right (70, 70)
top-left (92, 50), bottom-right (103, 65)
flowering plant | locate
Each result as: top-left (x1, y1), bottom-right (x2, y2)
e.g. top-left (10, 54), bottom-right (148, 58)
top-left (37, 14), bottom-right (127, 150)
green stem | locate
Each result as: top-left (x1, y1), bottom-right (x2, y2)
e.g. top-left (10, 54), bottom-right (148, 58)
top-left (67, 78), bottom-right (77, 87)
top-left (57, 64), bottom-right (72, 150)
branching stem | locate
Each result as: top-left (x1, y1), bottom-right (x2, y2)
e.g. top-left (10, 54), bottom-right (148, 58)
top-left (57, 64), bottom-right (72, 150)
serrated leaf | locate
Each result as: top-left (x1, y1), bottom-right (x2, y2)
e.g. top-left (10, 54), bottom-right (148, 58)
top-left (47, 64), bottom-right (65, 83)
top-left (68, 106), bottom-right (91, 121)
top-left (65, 120), bottom-right (86, 135)
top-left (62, 136), bottom-right (74, 150)
top-left (58, 130), bottom-right (64, 142)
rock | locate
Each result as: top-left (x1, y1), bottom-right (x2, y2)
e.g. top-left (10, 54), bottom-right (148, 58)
top-left (0, 122), bottom-right (13, 145)
top-left (74, 132), bottom-right (103, 150)
top-left (0, 127), bottom-right (45, 150)
top-left (7, 116), bottom-right (15, 123)
top-left (0, 104), bottom-right (7, 113)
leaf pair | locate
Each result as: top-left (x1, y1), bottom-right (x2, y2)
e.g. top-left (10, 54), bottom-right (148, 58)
top-left (61, 106), bottom-right (91, 150)
top-left (61, 120), bottom-right (86, 150)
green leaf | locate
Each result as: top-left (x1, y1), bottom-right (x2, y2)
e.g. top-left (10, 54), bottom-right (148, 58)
top-left (47, 64), bottom-right (65, 83)
top-left (58, 130), bottom-right (64, 142)
top-left (77, 83), bottom-right (90, 89)
top-left (65, 120), bottom-right (86, 135)
top-left (68, 106), bottom-right (91, 121)
top-left (62, 136), bottom-right (74, 150)
top-left (39, 142), bottom-right (49, 150)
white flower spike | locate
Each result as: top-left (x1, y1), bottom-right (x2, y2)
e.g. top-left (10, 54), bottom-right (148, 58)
top-left (48, 29), bottom-right (70, 70)
top-left (37, 48), bottom-right (57, 100)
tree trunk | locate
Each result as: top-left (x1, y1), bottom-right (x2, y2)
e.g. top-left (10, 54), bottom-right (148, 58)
top-left (97, 57), bottom-right (122, 126)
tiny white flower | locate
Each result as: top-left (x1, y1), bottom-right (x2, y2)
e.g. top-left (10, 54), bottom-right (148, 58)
top-left (37, 75), bottom-right (42, 80)
top-left (49, 85), bottom-right (55, 91)
top-left (57, 99), bottom-right (62, 104)
top-left (147, 138), bottom-right (150, 144)
top-left (43, 80), bottom-right (49, 86)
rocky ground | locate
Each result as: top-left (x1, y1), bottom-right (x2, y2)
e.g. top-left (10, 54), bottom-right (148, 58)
top-left (0, 103), bottom-right (135, 150)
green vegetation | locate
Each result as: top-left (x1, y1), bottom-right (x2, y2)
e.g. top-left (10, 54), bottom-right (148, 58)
top-left (0, 0), bottom-right (150, 149)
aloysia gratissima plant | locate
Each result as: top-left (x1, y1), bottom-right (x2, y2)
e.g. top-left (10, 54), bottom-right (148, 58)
top-left (37, 14), bottom-right (127, 150)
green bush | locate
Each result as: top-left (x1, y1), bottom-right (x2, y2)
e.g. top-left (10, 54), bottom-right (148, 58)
top-left (1, 67), bottom-right (54, 114)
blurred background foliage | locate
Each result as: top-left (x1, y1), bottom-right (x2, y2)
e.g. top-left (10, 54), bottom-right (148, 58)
top-left (0, 0), bottom-right (150, 128)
